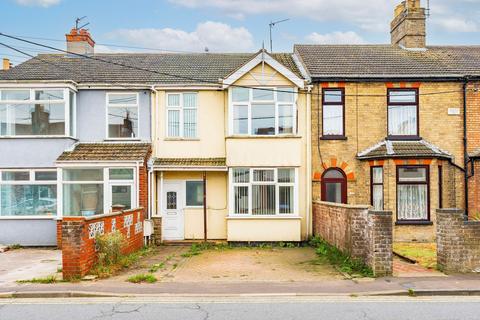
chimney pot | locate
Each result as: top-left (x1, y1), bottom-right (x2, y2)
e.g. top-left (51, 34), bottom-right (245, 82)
top-left (2, 58), bottom-right (11, 70)
top-left (65, 28), bottom-right (95, 55)
top-left (390, 0), bottom-right (426, 49)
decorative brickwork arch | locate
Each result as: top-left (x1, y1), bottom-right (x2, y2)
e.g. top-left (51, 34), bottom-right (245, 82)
top-left (312, 157), bottom-right (355, 182)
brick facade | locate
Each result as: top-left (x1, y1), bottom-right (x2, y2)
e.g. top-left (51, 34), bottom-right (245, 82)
top-left (60, 208), bottom-right (145, 280)
top-left (436, 209), bottom-right (480, 273)
top-left (312, 201), bottom-right (392, 276)
top-left (311, 82), bottom-right (465, 242)
top-left (467, 82), bottom-right (480, 218)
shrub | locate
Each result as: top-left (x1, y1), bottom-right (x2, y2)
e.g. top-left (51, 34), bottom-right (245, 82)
top-left (95, 231), bottom-right (125, 267)
top-left (127, 274), bottom-right (157, 284)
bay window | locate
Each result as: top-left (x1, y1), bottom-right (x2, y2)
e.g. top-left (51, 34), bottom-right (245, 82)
top-left (0, 169), bottom-right (57, 217)
top-left (388, 89), bottom-right (418, 137)
top-left (231, 87), bottom-right (296, 136)
top-left (107, 93), bottom-right (139, 139)
top-left (322, 89), bottom-right (344, 138)
top-left (0, 88), bottom-right (75, 137)
top-left (230, 168), bottom-right (297, 216)
top-left (166, 92), bottom-right (197, 138)
top-left (397, 166), bottom-right (429, 221)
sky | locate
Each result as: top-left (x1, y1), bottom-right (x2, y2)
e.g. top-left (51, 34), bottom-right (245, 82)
top-left (0, 0), bottom-right (479, 64)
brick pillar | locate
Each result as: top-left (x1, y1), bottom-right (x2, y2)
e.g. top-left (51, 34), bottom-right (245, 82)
top-left (152, 217), bottom-right (162, 245)
top-left (367, 211), bottom-right (393, 277)
top-left (436, 209), bottom-right (465, 273)
top-left (61, 217), bottom-right (87, 280)
top-left (56, 219), bottom-right (63, 249)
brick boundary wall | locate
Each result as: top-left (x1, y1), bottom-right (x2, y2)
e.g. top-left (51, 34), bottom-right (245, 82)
top-left (58, 208), bottom-right (145, 280)
top-left (312, 201), bottom-right (393, 277)
top-left (436, 209), bottom-right (480, 273)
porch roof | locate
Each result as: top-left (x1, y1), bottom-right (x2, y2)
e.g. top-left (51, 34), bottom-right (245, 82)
top-left (152, 157), bottom-right (227, 171)
top-left (357, 140), bottom-right (452, 160)
top-left (56, 142), bottom-right (151, 162)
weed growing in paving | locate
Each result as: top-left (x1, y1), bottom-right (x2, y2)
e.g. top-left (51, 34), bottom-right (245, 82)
top-left (126, 274), bottom-right (157, 284)
top-left (309, 237), bottom-right (374, 278)
top-left (149, 262), bottom-right (165, 273)
top-left (181, 242), bottom-right (215, 258)
top-left (17, 275), bottom-right (57, 284)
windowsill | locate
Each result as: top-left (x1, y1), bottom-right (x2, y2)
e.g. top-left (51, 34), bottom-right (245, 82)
top-left (104, 138), bottom-right (142, 142)
top-left (320, 136), bottom-right (347, 141)
top-left (164, 138), bottom-right (200, 141)
top-left (386, 136), bottom-right (422, 141)
top-left (395, 220), bottom-right (433, 226)
top-left (0, 215), bottom-right (57, 220)
top-left (227, 215), bottom-right (302, 220)
top-left (226, 135), bottom-right (301, 139)
top-left (0, 136), bottom-right (77, 140)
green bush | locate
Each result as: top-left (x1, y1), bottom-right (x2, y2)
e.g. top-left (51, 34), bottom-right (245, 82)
top-left (127, 273), bottom-right (157, 284)
top-left (95, 231), bottom-right (126, 267)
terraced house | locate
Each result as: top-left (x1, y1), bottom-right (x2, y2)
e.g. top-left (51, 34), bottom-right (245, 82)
top-left (295, 0), bottom-right (480, 242)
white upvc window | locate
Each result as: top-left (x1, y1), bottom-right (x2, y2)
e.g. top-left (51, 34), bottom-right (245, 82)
top-left (0, 88), bottom-right (75, 137)
top-left (106, 92), bottom-right (139, 139)
top-left (229, 87), bottom-right (296, 136)
top-left (0, 169), bottom-right (57, 217)
top-left (166, 92), bottom-right (198, 138)
top-left (229, 168), bottom-right (297, 216)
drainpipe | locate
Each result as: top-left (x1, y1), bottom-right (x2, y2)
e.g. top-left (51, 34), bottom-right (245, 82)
top-left (305, 85), bottom-right (313, 239)
top-left (463, 78), bottom-right (469, 221)
top-left (203, 171), bottom-right (207, 242)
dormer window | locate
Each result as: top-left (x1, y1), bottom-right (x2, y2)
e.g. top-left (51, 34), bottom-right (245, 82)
top-left (387, 89), bottom-right (419, 139)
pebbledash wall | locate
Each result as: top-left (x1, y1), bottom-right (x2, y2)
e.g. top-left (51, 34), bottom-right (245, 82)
top-left (436, 209), bottom-right (480, 273)
top-left (60, 208), bottom-right (145, 280)
top-left (312, 201), bottom-right (393, 276)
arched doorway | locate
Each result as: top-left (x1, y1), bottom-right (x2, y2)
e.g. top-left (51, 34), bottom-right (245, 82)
top-left (321, 168), bottom-right (347, 204)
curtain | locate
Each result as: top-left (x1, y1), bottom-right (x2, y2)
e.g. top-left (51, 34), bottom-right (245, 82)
top-left (167, 110), bottom-right (180, 137)
top-left (388, 105), bottom-right (417, 135)
top-left (372, 185), bottom-right (383, 211)
top-left (323, 105), bottom-right (343, 135)
top-left (398, 185), bottom-right (428, 220)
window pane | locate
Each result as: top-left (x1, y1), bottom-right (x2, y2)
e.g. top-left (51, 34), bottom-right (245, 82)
top-left (108, 93), bottom-right (137, 105)
top-left (234, 186), bottom-right (249, 214)
top-left (277, 88), bottom-right (295, 102)
top-left (63, 169), bottom-right (103, 181)
top-left (323, 104), bottom-right (343, 135)
top-left (109, 168), bottom-right (133, 180)
top-left (183, 108), bottom-right (197, 138)
top-left (63, 184), bottom-right (103, 216)
top-left (108, 106), bottom-right (138, 138)
top-left (183, 93), bottom-right (197, 108)
top-left (398, 167), bottom-right (427, 182)
top-left (0, 104), bottom-right (6, 135)
top-left (1, 103), bottom-right (65, 136)
top-left (166, 191), bottom-right (177, 209)
top-left (233, 168), bottom-right (249, 183)
top-left (35, 90), bottom-right (64, 101)
top-left (1, 90), bottom-right (29, 101)
top-left (278, 104), bottom-right (293, 134)
top-left (252, 185), bottom-right (275, 215)
top-left (278, 169), bottom-right (294, 183)
top-left (325, 182), bottom-right (342, 203)
top-left (251, 103), bottom-right (275, 135)
top-left (2, 171), bottom-right (29, 181)
top-left (372, 185), bottom-right (383, 211)
top-left (233, 105), bottom-right (248, 134)
top-left (323, 169), bottom-right (343, 179)
top-left (0, 185), bottom-right (57, 216)
top-left (324, 90), bottom-right (342, 103)
top-left (398, 185), bottom-right (428, 220)
top-left (388, 105), bottom-right (417, 136)
top-left (253, 169), bottom-right (274, 182)
top-left (252, 88), bottom-right (274, 101)
top-left (186, 181), bottom-right (203, 206)
top-left (389, 90), bottom-right (416, 103)
top-left (232, 88), bottom-right (249, 102)
top-left (167, 94), bottom-right (180, 107)
top-left (279, 185), bottom-right (294, 214)
top-left (167, 110), bottom-right (180, 137)
top-left (372, 167), bottom-right (383, 184)
top-left (111, 185), bottom-right (131, 210)
top-left (69, 91), bottom-right (75, 136)
top-left (35, 171), bottom-right (57, 181)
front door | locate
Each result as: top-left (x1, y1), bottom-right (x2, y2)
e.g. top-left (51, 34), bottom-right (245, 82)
top-left (162, 181), bottom-right (184, 240)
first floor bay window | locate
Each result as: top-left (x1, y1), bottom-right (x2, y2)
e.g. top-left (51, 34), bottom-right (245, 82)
top-left (0, 169), bottom-right (57, 217)
top-left (388, 89), bottom-right (418, 137)
top-left (397, 166), bottom-right (429, 221)
top-left (231, 168), bottom-right (296, 216)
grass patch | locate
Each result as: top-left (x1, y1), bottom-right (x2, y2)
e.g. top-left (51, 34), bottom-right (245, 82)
top-left (126, 273), bottom-right (157, 284)
top-left (393, 242), bottom-right (437, 269)
top-left (181, 242), bottom-right (216, 258)
top-left (9, 244), bottom-right (22, 250)
top-left (149, 262), bottom-right (165, 273)
top-left (309, 237), bottom-right (374, 278)
top-left (17, 275), bottom-right (57, 284)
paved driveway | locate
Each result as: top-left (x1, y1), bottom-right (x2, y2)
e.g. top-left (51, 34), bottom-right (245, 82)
top-left (0, 248), bottom-right (61, 287)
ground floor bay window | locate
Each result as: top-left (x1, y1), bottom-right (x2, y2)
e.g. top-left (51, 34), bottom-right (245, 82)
top-left (397, 166), bottom-right (429, 222)
top-left (230, 168), bottom-right (297, 216)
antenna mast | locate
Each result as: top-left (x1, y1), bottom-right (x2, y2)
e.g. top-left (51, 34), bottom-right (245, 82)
top-left (75, 16), bottom-right (90, 30)
top-left (269, 18), bottom-right (289, 53)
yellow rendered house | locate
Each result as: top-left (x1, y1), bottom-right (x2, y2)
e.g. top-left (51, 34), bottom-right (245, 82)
top-left (149, 50), bottom-right (311, 242)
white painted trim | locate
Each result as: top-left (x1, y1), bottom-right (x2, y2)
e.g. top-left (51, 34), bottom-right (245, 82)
top-left (0, 82), bottom-right (78, 91)
top-left (105, 92), bottom-right (140, 140)
top-left (222, 51), bottom-right (305, 89)
top-left (165, 92), bottom-right (198, 139)
top-left (152, 166), bottom-right (228, 172)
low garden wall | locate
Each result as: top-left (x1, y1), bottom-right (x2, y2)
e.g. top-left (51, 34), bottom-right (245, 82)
top-left (312, 201), bottom-right (393, 276)
top-left (58, 208), bottom-right (145, 280)
top-left (436, 209), bottom-right (480, 273)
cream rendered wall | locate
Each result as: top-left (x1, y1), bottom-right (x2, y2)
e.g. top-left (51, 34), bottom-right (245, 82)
top-left (227, 218), bottom-right (302, 242)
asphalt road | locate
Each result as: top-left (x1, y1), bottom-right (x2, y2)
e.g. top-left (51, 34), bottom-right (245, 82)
top-left (1, 296), bottom-right (480, 320)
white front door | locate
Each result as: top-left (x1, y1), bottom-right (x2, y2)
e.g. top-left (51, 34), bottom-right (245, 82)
top-left (162, 181), bottom-right (184, 240)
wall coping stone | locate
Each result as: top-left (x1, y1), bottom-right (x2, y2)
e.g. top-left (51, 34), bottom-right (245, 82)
top-left (313, 201), bottom-right (370, 210)
top-left (60, 207), bottom-right (145, 222)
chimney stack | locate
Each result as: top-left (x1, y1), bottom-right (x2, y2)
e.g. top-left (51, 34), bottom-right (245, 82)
top-left (2, 58), bottom-right (11, 70)
top-left (65, 28), bottom-right (95, 55)
top-left (391, 0), bottom-right (426, 49)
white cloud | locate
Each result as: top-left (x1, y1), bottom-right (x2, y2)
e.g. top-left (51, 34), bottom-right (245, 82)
top-left (306, 31), bottom-right (366, 45)
top-left (433, 17), bottom-right (478, 33)
top-left (15, 0), bottom-right (60, 7)
top-left (104, 21), bottom-right (254, 52)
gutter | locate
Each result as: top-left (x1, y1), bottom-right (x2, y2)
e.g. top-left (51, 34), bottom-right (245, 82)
top-left (463, 79), bottom-right (469, 220)
top-left (310, 76), bottom-right (480, 83)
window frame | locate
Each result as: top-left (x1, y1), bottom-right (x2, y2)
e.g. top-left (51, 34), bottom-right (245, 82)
top-left (370, 166), bottom-right (384, 210)
top-left (321, 88), bottom-right (345, 139)
top-left (229, 167), bottom-right (298, 216)
top-left (229, 87), bottom-right (297, 137)
top-left (387, 88), bottom-right (420, 140)
top-left (396, 165), bottom-right (430, 223)
top-left (0, 88), bottom-right (75, 138)
top-left (165, 92), bottom-right (198, 139)
top-left (105, 92), bottom-right (140, 140)
top-left (438, 165), bottom-right (443, 209)
top-left (185, 180), bottom-right (204, 208)
top-left (321, 168), bottom-right (347, 204)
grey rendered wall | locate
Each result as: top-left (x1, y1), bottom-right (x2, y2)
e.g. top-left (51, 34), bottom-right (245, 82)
top-left (0, 219), bottom-right (57, 246)
top-left (76, 90), bottom-right (151, 142)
